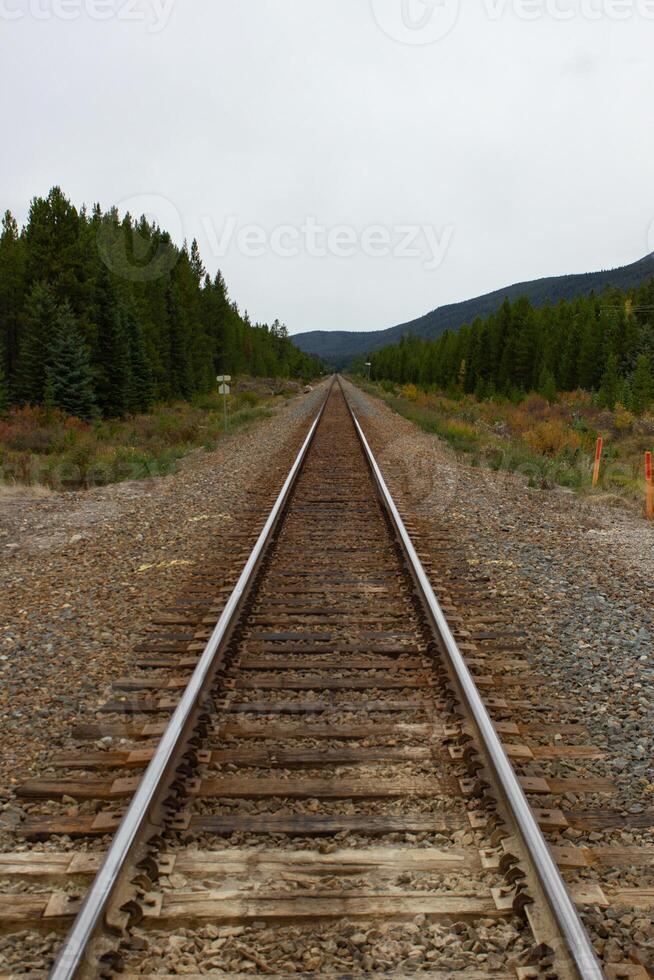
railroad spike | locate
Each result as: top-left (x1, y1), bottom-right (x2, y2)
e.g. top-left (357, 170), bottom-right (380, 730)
top-left (136, 856), bottom-right (159, 880)
top-left (119, 900), bottom-right (144, 928)
top-left (526, 942), bottom-right (556, 965)
top-left (513, 890), bottom-right (536, 919)
top-left (499, 851), bottom-right (520, 873)
top-left (489, 823), bottom-right (509, 844)
top-left (505, 865), bottom-right (527, 885)
top-left (131, 872), bottom-right (154, 892)
top-left (99, 951), bottom-right (123, 976)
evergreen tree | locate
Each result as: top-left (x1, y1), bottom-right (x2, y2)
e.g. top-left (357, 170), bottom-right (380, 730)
top-left (617, 378), bottom-right (633, 413)
top-left (631, 355), bottom-right (654, 415)
top-left (512, 297), bottom-right (537, 391)
top-left (165, 284), bottom-right (192, 398)
top-left (189, 239), bottom-right (206, 285)
top-left (473, 376), bottom-right (487, 401)
top-left (15, 282), bottom-right (59, 404)
top-left (24, 187), bottom-right (85, 307)
top-left (92, 267), bottom-right (129, 416)
top-left (0, 210), bottom-right (27, 389)
top-left (366, 280), bottom-right (654, 408)
top-left (0, 187), bottom-right (322, 414)
top-left (496, 300), bottom-right (518, 393)
top-left (598, 354), bottom-right (620, 410)
top-left (559, 309), bottom-right (581, 391)
top-left (576, 305), bottom-right (602, 390)
top-left (46, 305), bottom-right (96, 420)
top-left (537, 366), bottom-right (557, 404)
top-left (124, 307), bottom-right (154, 413)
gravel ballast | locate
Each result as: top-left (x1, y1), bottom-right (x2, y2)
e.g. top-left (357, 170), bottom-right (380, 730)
top-left (0, 385), bottom-right (327, 800)
top-left (1, 377), bottom-right (652, 974)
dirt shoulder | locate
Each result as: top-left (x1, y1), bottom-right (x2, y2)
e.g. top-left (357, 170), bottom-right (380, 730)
top-left (0, 383), bottom-right (328, 792)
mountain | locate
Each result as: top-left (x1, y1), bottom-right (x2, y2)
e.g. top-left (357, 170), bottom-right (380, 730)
top-left (292, 252), bottom-right (654, 368)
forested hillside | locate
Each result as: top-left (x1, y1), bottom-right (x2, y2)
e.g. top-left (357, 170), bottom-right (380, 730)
top-left (366, 283), bottom-right (654, 413)
top-left (293, 252), bottom-right (654, 368)
top-left (0, 187), bottom-right (321, 419)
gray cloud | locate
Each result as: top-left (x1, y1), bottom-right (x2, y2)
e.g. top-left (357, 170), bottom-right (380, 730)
top-left (1, 0), bottom-right (653, 334)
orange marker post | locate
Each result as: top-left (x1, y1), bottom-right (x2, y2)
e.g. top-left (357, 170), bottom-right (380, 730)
top-left (646, 451), bottom-right (653, 521)
top-left (592, 437), bottom-right (603, 488)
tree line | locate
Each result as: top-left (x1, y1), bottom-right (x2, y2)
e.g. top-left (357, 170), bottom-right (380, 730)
top-left (0, 187), bottom-right (322, 419)
top-left (365, 282), bottom-right (654, 413)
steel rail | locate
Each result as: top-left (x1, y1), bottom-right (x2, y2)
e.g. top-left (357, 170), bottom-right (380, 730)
top-left (50, 384), bottom-right (332, 980)
top-left (342, 383), bottom-right (604, 980)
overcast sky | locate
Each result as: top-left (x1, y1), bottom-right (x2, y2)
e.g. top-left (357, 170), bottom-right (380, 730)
top-left (2, 0), bottom-right (653, 334)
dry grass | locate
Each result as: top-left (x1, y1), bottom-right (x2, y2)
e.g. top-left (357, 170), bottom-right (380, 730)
top-left (0, 483), bottom-right (54, 500)
top-left (0, 380), bottom-right (294, 490)
top-left (356, 379), bottom-right (654, 512)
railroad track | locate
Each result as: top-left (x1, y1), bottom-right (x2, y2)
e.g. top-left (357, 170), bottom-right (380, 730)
top-left (0, 380), bottom-right (651, 977)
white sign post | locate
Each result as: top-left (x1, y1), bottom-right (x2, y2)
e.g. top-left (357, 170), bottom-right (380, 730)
top-left (217, 375), bottom-right (232, 431)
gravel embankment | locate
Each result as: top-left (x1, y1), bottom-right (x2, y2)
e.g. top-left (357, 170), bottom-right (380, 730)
top-left (0, 384), bottom-right (328, 800)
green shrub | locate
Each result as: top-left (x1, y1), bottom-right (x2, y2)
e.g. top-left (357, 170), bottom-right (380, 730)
top-left (0, 376), bottom-right (289, 489)
top-left (363, 378), bottom-right (651, 509)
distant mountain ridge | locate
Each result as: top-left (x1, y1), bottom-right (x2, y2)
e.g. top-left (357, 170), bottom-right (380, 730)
top-left (292, 252), bottom-right (654, 368)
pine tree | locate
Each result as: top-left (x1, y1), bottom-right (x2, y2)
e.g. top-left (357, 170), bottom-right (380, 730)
top-left (15, 282), bottom-right (59, 404)
top-left (0, 187), bottom-right (321, 411)
top-left (537, 367), bottom-right (557, 404)
top-left (189, 239), bottom-right (206, 285)
top-left (512, 298), bottom-right (537, 391)
top-left (474, 376), bottom-right (487, 401)
top-left (617, 378), bottom-right (632, 413)
top-left (92, 266), bottom-right (129, 416)
top-left (598, 354), bottom-right (619, 410)
top-left (165, 284), bottom-right (192, 398)
top-left (46, 305), bottom-right (96, 420)
top-left (631, 355), bottom-right (654, 415)
top-left (576, 305), bottom-right (602, 390)
top-left (559, 309), bottom-right (581, 391)
top-left (124, 307), bottom-right (154, 413)
top-left (0, 210), bottom-right (27, 391)
top-left (24, 187), bottom-right (84, 307)
top-left (496, 300), bottom-right (517, 393)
